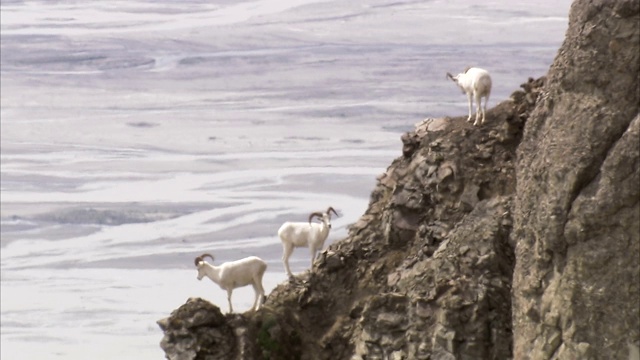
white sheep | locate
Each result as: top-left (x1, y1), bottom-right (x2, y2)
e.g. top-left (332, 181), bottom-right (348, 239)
top-left (278, 206), bottom-right (339, 277)
top-left (446, 66), bottom-right (492, 126)
top-left (194, 253), bottom-right (267, 313)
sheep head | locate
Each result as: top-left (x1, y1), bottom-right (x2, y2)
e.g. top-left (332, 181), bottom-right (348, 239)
top-left (308, 207), bottom-right (340, 228)
top-left (194, 253), bottom-right (215, 280)
top-left (446, 70), bottom-right (467, 94)
top-left (309, 211), bottom-right (332, 229)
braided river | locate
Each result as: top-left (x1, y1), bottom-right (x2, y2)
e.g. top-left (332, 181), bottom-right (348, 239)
top-left (1, 0), bottom-right (571, 358)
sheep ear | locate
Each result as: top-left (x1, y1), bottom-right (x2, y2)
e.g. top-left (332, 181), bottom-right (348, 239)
top-left (463, 66), bottom-right (472, 73)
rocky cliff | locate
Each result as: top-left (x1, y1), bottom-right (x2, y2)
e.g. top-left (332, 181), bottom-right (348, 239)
top-left (158, 0), bottom-right (639, 359)
top-left (512, 0), bottom-right (639, 359)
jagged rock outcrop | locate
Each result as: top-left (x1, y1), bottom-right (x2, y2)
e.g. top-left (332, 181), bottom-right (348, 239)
top-left (157, 298), bottom-right (236, 360)
top-left (157, 0), bottom-right (639, 358)
top-left (158, 75), bottom-right (546, 359)
top-left (512, 0), bottom-right (640, 359)
top-left (158, 297), bottom-right (263, 360)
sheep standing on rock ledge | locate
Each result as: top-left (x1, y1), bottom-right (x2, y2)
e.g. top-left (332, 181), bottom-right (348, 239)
top-left (446, 67), bottom-right (492, 126)
top-left (194, 253), bottom-right (267, 313)
top-left (278, 207), bottom-right (340, 278)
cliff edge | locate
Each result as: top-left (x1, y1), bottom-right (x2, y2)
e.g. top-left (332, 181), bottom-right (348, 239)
top-left (158, 0), bottom-right (639, 359)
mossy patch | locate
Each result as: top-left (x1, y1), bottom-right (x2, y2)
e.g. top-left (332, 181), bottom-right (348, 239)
top-left (257, 315), bottom-right (281, 359)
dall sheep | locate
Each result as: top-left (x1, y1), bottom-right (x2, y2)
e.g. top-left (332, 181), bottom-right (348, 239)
top-left (194, 253), bottom-right (267, 313)
top-left (446, 67), bottom-right (492, 126)
top-left (278, 207), bottom-right (339, 277)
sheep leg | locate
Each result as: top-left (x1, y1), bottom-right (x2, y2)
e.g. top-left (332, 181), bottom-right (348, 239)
top-left (227, 289), bottom-right (234, 313)
top-left (473, 91), bottom-right (482, 126)
top-left (309, 246), bottom-right (318, 269)
top-left (482, 94), bottom-right (489, 124)
top-left (252, 280), bottom-right (266, 311)
top-left (466, 92), bottom-right (473, 122)
top-left (282, 242), bottom-right (294, 277)
top-left (254, 271), bottom-right (266, 310)
top-left (251, 283), bottom-right (259, 311)
top-left (257, 270), bottom-right (267, 308)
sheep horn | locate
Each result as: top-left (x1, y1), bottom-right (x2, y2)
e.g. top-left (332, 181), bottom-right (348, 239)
top-left (326, 206), bottom-right (339, 218)
top-left (308, 212), bottom-right (323, 224)
top-left (201, 253), bottom-right (215, 262)
top-left (446, 72), bottom-right (455, 81)
top-left (194, 256), bottom-right (203, 266)
top-left (463, 66), bottom-right (472, 73)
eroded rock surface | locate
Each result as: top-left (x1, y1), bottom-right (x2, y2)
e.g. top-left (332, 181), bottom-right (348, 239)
top-left (512, 0), bottom-right (640, 358)
top-left (157, 298), bottom-right (236, 360)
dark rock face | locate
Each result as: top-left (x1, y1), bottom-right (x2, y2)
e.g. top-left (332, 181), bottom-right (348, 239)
top-left (158, 297), bottom-right (265, 359)
top-left (158, 1), bottom-right (639, 358)
top-left (512, 0), bottom-right (640, 359)
top-left (157, 298), bottom-right (236, 360)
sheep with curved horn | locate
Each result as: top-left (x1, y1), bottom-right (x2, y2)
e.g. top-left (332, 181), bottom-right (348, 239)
top-left (278, 206), bottom-right (340, 278)
top-left (194, 253), bottom-right (267, 313)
